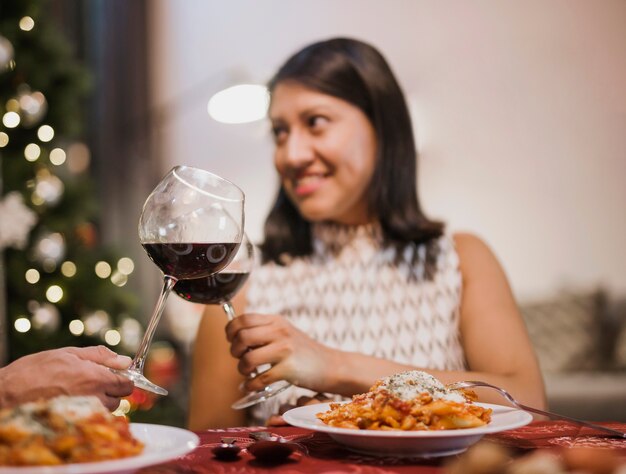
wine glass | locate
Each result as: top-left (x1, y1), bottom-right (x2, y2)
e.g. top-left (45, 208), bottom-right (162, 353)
top-left (117, 165), bottom-right (244, 396)
top-left (173, 234), bottom-right (291, 409)
top-left (174, 233), bottom-right (253, 317)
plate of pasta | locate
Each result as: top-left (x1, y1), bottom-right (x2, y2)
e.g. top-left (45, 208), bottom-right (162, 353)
top-left (283, 371), bottom-right (533, 457)
top-left (0, 423), bottom-right (199, 474)
top-left (0, 396), bottom-right (199, 473)
top-left (284, 401), bottom-right (532, 457)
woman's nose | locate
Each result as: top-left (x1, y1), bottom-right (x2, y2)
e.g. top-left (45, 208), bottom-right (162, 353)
top-left (283, 131), bottom-right (315, 168)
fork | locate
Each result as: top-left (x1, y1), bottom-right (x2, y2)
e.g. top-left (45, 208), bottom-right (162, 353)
top-left (447, 380), bottom-right (626, 439)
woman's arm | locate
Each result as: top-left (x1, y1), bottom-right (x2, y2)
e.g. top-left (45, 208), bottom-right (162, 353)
top-left (453, 232), bottom-right (546, 408)
top-left (321, 233), bottom-right (546, 408)
top-left (228, 233), bottom-right (546, 409)
top-left (187, 288), bottom-right (248, 430)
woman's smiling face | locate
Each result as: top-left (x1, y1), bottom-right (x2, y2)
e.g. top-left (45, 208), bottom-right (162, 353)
top-left (269, 82), bottom-right (377, 225)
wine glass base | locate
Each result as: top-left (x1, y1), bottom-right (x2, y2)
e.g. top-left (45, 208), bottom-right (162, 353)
top-left (231, 380), bottom-right (291, 410)
top-left (111, 368), bottom-right (169, 396)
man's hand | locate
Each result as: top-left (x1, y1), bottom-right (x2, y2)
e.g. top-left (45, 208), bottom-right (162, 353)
top-left (0, 346), bottom-right (134, 410)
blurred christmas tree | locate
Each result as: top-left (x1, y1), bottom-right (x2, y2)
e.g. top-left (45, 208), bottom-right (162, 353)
top-left (0, 0), bottom-right (145, 359)
top-left (0, 0), bottom-right (186, 427)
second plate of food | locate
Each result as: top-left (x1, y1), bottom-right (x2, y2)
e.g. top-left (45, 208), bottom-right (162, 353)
top-left (283, 402), bottom-right (532, 458)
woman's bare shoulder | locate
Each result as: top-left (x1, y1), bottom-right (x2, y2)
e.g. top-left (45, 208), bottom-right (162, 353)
top-left (452, 232), bottom-right (494, 256)
top-left (451, 232), bottom-right (503, 278)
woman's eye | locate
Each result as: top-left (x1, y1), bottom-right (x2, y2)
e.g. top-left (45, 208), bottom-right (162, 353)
top-left (272, 126), bottom-right (287, 143)
top-left (307, 115), bottom-right (328, 129)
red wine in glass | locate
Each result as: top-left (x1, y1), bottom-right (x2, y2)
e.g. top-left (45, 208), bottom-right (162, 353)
top-left (142, 242), bottom-right (239, 279)
top-left (174, 271), bottom-right (250, 305)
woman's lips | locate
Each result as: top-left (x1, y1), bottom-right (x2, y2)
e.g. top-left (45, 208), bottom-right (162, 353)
top-left (293, 174), bottom-right (326, 197)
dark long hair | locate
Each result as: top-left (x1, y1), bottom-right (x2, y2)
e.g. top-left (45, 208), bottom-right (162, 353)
top-left (261, 38), bottom-right (444, 270)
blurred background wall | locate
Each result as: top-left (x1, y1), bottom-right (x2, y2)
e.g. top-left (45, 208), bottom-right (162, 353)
top-left (149, 0), bottom-right (626, 301)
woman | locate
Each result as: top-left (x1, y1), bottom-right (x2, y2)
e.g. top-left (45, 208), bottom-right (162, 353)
top-left (188, 38), bottom-right (545, 429)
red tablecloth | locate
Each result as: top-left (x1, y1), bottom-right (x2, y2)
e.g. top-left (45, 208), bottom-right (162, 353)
top-left (139, 421), bottom-right (626, 474)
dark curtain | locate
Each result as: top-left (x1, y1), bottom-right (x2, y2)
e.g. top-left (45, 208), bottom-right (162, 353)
top-left (84, 0), bottom-right (160, 317)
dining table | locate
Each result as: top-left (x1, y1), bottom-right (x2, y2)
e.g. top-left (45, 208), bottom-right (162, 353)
top-left (139, 420), bottom-right (626, 473)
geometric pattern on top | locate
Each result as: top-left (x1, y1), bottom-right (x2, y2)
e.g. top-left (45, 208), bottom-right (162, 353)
top-left (520, 290), bottom-right (604, 372)
top-left (246, 222), bottom-right (466, 423)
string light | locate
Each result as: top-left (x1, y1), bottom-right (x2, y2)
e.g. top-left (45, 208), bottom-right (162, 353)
top-left (0, 132), bottom-right (8, 147)
top-left (61, 261), bottom-right (77, 277)
top-left (117, 257), bottom-right (135, 275)
top-left (5, 99), bottom-right (19, 112)
top-left (19, 16), bottom-right (35, 32)
top-left (49, 148), bottom-right (66, 165)
top-left (24, 143), bottom-right (41, 161)
top-left (104, 329), bottom-right (121, 346)
top-left (46, 285), bottom-right (63, 303)
top-left (14, 317), bottom-right (31, 333)
top-left (32, 304), bottom-right (60, 332)
top-left (67, 142), bottom-right (90, 174)
top-left (2, 111), bottom-right (20, 128)
top-left (120, 317), bottom-right (142, 350)
top-left (69, 319), bottom-right (85, 336)
top-left (25, 269), bottom-right (40, 284)
top-left (95, 261), bottom-right (112, 278)
top-left (84, 310), bottom-right (110, 336)
top-left (111, 271), bottom-right (128, 287)
top-left (37, 124), bottom-right (54, 142)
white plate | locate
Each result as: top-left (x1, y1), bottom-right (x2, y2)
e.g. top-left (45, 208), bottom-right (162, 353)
top-left (0, 423), bottom-right (200, 474)
top-left (283, 402), bottom-right (532, 458)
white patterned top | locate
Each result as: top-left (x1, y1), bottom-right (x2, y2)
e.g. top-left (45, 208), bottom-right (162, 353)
top-left (245, 222), bottom-right (466, 423)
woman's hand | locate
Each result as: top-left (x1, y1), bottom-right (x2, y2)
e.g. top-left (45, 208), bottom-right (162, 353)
top-left (225, 313), bottom-right (338, 393)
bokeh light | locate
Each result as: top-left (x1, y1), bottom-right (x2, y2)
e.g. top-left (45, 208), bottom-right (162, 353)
top-left (49, 148), bottom-right (66, 165)
top-left (67, 142), bottom-right (90, 174)
top-left (69, 319), bottom-right (85, 336)
top-left (14, 317), bottom-right (31, 333)
top-left (105, 329), bottom-right (121, 346)
top-left (37, 124), bottom-right (54, 142)
top-left (61, 261), bottom-right (77, 277)
top-left (95, 261), bottom-right (112, 278)
top-left (25, 268), bottom-right (40, 284)
top-left (19, 16), bottom-right (35, 31)
top-left (111, 271), bottom-right (128, 287)
top-left (45, 285), bottom-right (63, 303)
top-left (2, 111), bottom-right (20, 128)
top-left (24, 143), bottom-right (41, 161)
top-left (117, 257), bottom-right (135, 275)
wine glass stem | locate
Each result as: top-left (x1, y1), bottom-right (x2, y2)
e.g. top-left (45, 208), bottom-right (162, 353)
top-left (222, 301), bottom-right (263, 379)
top-left (223, 301), bottom-right (236, 321)
top-left (131, 275), bottom-right (177, 373)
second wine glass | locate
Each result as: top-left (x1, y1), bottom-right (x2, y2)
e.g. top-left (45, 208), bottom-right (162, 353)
top-left (174, 234), bottom-right (292, 409)
top-left (119, 166), bottom-right (244, 396)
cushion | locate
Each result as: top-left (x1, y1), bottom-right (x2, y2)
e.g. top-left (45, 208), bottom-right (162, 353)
top-left (520, 290), bottom-right (607, 372)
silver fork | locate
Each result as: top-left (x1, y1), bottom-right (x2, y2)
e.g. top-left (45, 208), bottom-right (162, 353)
top-left (447, 380), bottom-right (626, 439)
